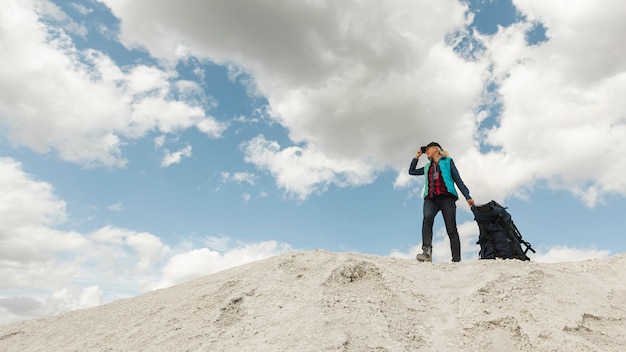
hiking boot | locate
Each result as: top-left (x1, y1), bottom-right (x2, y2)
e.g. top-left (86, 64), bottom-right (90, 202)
top-left (416, 247), bottom-right (432, 262)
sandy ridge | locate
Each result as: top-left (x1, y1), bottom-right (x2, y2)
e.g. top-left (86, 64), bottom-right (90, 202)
top-left (1, 250), bottom-right (625, 351)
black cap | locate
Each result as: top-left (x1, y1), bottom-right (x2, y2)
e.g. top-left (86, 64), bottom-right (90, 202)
top-left (421, 142), bottom-right (441, 152)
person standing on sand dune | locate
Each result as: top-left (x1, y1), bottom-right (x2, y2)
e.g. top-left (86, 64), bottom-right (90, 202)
top-left (409, 142), bottom-right (474, 262)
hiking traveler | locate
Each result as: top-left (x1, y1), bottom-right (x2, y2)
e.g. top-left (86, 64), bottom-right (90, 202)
top-left (409, 142), bottom-right (474, 262)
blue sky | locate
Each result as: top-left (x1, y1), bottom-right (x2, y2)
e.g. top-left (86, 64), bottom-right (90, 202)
top-left (1, 0), bottom-right (625, 325)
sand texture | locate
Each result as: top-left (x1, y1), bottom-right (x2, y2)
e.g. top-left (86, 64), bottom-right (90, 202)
top-left (1, 250), bottom-right (625, 351)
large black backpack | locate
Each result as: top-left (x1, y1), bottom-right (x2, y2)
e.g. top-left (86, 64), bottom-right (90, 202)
top-left (472, 200), bottom-right (535, 260)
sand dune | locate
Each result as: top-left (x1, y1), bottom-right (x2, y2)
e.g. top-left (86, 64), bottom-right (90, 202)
top-left (1, 250), bottom-right (625, 351)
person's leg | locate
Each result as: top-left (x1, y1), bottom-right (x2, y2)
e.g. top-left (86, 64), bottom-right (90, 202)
top-left (439, 196), bottom-right (461, 262)
top-left (417, 198), bottom-right (439, 261)
top-left (421, 198), bottom-right (439, 248)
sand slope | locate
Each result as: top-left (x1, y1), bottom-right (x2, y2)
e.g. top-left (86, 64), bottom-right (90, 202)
top-left (1, 250), bottom-right (625, 351)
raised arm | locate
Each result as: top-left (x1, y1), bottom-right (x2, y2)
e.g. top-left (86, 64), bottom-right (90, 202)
top-left (409, 152), bottom-right (424, 176)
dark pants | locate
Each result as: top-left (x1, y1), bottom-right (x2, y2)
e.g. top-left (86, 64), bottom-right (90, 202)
top-left (422, 195), bottom-right (461, 262)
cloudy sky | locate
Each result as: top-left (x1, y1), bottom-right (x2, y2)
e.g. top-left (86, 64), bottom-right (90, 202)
top-left (1, 0), bottom-right (625, 325)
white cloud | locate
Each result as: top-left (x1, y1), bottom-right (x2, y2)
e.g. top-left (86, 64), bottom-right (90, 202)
top-left (153, 240), bottom-right (291, 289)
top-left (96, 0), bottom-right (626, 207)
top-left (470, 1), bottom-right (626, 206)
top-left (161, 145), bottom-right (192, 167)
top-left (108, 202), bottom-right (124, 212)
top-left (154, 135), bottom-right (166, 149)
top-left (531, 246), bottom-right (611, 263)
top-left (70, 3), bottom-right (94, 16)
top-left (0, 157), bottom-right (66, 229)
top-left (86, 226), bottom-right (170, 275)
top-left (203, 236), bottom-right (232, 252)
top-left (0, 289), bottom-right (91, 327)
top-left (221, 171), bottom-right (256, 186)
top-left (233, 172), bottom-right (255, 185)
top-left (124, 232), bottom-right (170, 272)
top-left (196, 117), bottom-right (227, 138)
top-left (0, 0), bottom-right (225, 168)
top-left (0, 158), bottom-right (86, 286)
top-left (77, 286), bottom-right (104, 308)
top-left (0, 158), bottom-right (102, 323)
top-left (99, 0), bottom-right (483, 196)
top-left (242, 135), bottom-right (377, 201)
